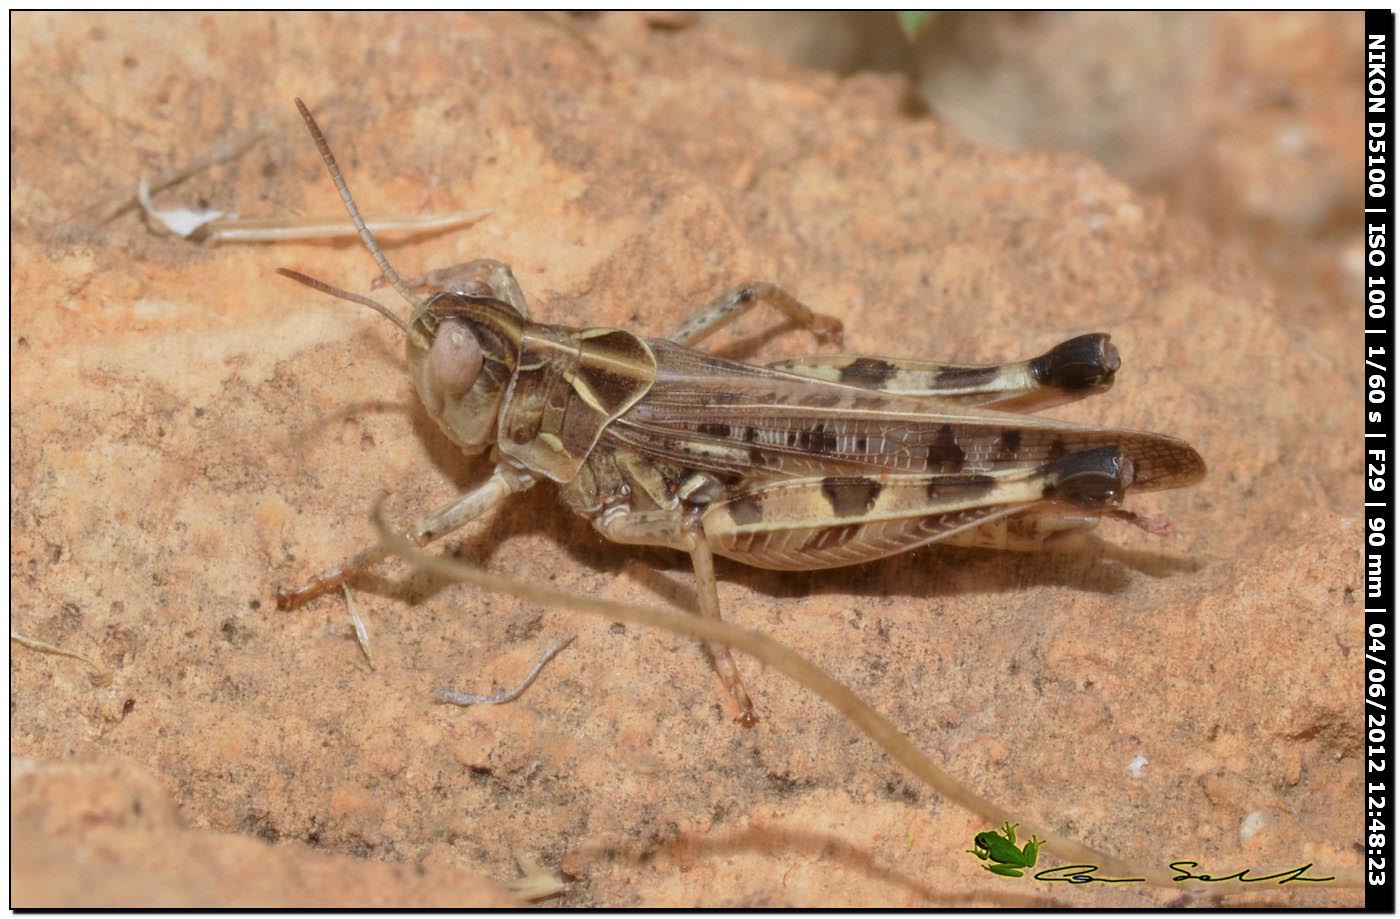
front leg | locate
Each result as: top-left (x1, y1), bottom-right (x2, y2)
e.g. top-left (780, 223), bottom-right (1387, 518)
top-left (277, 465), bottom-right (531, 609)
top-left (595, 506), bottom-right (757, 726)
top-left (667, 282), bottom-right (843, 351)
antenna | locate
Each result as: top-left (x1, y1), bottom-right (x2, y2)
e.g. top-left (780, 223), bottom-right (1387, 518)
top-left (277, 267), bottom-right (428, 350)
top-left (293, 98), bottom-right (421, 309)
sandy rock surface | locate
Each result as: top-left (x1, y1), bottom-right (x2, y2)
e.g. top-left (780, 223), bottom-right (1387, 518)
top-left (11, 757), bottom-right (520, 907)
top-left (711, 11), bottom-right (1362, 393)
top-left (912, 12), bottom-right (1362, 359)
top-left (12, 13), bottom-right (1361, 907)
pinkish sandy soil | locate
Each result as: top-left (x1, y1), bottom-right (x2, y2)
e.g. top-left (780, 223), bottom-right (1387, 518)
top-left (12, 12), bottom-right (1362, 906)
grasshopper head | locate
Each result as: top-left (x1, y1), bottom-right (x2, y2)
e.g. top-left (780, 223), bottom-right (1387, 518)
top-left (281, 99), bottom-right (526, 457)
top-left (408, 292), bottom-right (525, 454)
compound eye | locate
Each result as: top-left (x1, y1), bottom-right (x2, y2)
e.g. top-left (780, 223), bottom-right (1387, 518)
top-left (428, 320), bottom-right (482, 395)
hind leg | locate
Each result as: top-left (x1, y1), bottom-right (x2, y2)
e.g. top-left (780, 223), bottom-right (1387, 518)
top-left (766, 333), bottom-right (1121, 412)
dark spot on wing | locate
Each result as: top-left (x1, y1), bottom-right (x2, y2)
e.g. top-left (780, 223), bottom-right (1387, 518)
top-left (932, 364), bottom-right (1000, 387)
top-left (806, 423), bottom-right (838, 454)
top-left (728, 494), bottom-right (764, 525)
top-left (697, 422), bottom-right (729, 438)
top-left (743, 426), bottom-right (758, 443)
top-left (926, 474), bottom-right (997, 500)
top-left (839, 357), bottom-right (898, 386)
top-left (1047, 438), bottom-right (1068, 461)
top-left (999, 429), bottom-right (1022, 457)
top-left (822, 477), bottom-right (882, 517)
top-left (925, 424), bottom-right (966, 471)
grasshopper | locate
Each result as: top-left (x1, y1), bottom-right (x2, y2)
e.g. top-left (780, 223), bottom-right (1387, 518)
top-left (276, 100), bottom-right (1206, 726)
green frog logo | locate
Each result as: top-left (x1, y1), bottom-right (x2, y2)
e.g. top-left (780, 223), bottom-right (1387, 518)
top-left (967, 822), bottom-right (1043, 878)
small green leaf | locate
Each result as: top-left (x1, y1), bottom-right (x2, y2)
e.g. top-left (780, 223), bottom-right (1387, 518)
top-left (896, 11), bottom-right (936, 41)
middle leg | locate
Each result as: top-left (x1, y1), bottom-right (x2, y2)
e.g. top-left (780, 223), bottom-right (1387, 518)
top-left (596, 506), bottom-right (758, 726)
top-left (688, 534), bottom-right (757, 727)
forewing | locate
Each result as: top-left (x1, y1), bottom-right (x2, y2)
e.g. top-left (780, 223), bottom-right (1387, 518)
top-left (615, 340), bottom-right (1205, 492)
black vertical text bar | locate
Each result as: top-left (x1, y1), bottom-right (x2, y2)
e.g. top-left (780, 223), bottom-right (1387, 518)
top-left (1367, 8), bottom-right (1395, 913)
